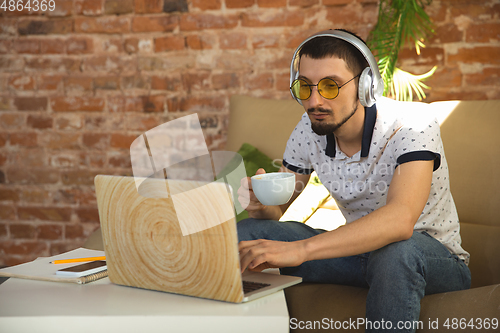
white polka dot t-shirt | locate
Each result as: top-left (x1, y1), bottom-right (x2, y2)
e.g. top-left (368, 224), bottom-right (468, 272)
top-left (282, 99), bottom-right (470, 264)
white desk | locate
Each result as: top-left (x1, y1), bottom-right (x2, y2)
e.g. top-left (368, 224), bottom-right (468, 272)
top-left (0, 277), bottom-right (290, 333)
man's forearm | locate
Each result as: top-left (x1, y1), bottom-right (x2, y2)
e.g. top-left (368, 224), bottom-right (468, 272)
top-left (248, 205), bottom-right (284, 221)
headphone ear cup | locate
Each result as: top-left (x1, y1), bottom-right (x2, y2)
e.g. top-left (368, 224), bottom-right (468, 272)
top-left (358, 67), bottom-right (374, 107)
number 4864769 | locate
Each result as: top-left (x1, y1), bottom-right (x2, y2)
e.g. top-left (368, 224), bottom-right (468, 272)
top-left (1, 0), bottom-right (56, 12)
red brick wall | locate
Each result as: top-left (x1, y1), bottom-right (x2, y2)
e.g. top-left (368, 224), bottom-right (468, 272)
top-left (0, 0), bottom-right (499, 266)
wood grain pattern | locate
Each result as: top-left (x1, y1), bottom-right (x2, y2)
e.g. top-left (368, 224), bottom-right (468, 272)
top-left (95, 175), bottom-right (244, 303)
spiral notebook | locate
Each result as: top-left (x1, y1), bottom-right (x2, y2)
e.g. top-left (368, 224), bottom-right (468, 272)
top-left (0, 248), bottom-right (108, 285)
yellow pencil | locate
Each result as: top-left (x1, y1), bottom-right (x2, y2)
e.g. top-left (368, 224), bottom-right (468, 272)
top-left (50, 256), bottom-right (106, 264)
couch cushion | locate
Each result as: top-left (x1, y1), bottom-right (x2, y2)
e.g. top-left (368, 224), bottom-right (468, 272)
top-left (285, 282), bottom-right (500, 333)
top-left (226, 95), bottom-right (304, 161)
top-left (434, 100), bottom-right (500, 228)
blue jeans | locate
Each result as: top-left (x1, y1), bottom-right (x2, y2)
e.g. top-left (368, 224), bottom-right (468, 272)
top-left (237, 219), bottom-right (471, 333)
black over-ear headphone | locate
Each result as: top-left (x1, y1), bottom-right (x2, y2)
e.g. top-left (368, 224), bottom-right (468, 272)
top-left (289, 29), bottom-right (384, 107)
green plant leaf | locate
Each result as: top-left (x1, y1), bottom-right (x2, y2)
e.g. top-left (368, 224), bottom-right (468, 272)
top-left (367, 0), bottom-right (436, 101)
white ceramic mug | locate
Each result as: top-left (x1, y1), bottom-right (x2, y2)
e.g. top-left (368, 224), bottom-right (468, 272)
top-left (251, 172), bottom-right (295, 206)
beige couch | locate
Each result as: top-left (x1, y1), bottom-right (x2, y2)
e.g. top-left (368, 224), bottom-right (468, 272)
top-left (85, 96), bottom-right (500, 331)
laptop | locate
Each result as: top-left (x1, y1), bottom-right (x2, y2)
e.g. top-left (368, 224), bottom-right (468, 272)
top-left (94, 175), bottom-right (302, 303)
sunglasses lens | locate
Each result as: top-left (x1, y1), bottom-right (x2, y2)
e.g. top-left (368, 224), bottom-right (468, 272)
top-left (291, 79), bottom-right (311, 100)
top-left (318, 78), bottom-right (339, 99)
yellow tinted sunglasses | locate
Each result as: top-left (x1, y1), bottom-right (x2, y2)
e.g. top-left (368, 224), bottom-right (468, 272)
top-left (291, 74), bottom-right (361, 100)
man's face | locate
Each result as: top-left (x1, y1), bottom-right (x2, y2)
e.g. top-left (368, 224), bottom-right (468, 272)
top-left (298, 55), bottom-right (360, 136)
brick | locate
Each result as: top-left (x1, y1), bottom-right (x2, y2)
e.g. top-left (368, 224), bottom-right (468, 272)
top-left (85, 115), bottom-right (109, 129)
top-left (12, 149), bottom-right (46, 168)
top-left (18, 19), bottom-right (73, 35)
top-left (290, 0), bottom-right (319, 7)
top-left (0, 188), bottom-right (20, 201)
top-left (55, 114), bottom-right (84, 130)
top-left (186, 34), bottom-right (215, 50)
top-left (8, 75), bottom-right (36, 90)
top-left (212, 73), bottom-right (240, 90)
top-left (18, 207), bottom-right (72, 222)
top-left (0, 204), bottom-right (15, 220)
top-left (465, 67), bottom-right (500, 86)
top-left (430, 24), bottom-right (463, 44)
top-left (65, 224), bottom-right (85, 239)
top-left (47, 0), bottom-right (74, 17)
top-left (450, 3), bottom-right (497, 20)
top-left (0, 241), bottom-right (48, 257)
top-left (109, 152), bottom-right (132, 168)
top-left (163, 0), bottom-right (188, 13)
top-left (399, 46), bottom-right (445, 67)
top-left (256, 0), bottom-right (286, 7)
top-left (51, 97), bottom-right (105, 112)
top-left (425, 67), bottom-right (462, 89)
top-left (6, 166), bottom-right (59, 184)
top-left (220, 32), bottom-right (247, 50)
top-left (0, 40), bottom-right (11, 54)
top-left (75, 207), bottom-right (100, 223)
top-left (25, 57), bottom-right (81, 72)
top-left (182, 72), bottom-right (211, 93)
top-left (37, 224), bottom-right (63, 240)
top-left (325, 5), bottom-right (362, 25)
top-left (37, 75), bottom-right (62, 91)
top-left (121, 74), bottom-right (150, 90)
top-left (180, 14), bottom-right (239, 31)
top-left (0, 57), bottom-right (25, 73)
top-left (14, 39), bottom-right (40, 54)
top-left (20, 188), bottom-right (50, 204)
top-left (75, 0), bottom-right (104, 16)
top-left (323, 0), bottom-right (351, 4)
top-left (135, 0), bottom-right (163, 13)
top-left (0, 224), bottom-right (7, 238)
top-left (191, 0), bottom-right (221, 10)
top-left (61, 170), bottom-right (95, 185)
top-left (244, 72), bottom-right (274, 91)
top-left (53, 188), bottom-right (96, 206)
top-left (141, 95), bottom-right (166, 113)
top-left (241, 11), bottom-right (304, 27)
top-left (105, 0), bottom-right (134, 15)
top-left (14, 97), bottom-right (47, 111)
top-left (151, 75), bottom-right (182, 91)
top-left (154, 35), bottom-right (185, 52)
top-left (10, 224), bottom-right (37, 239)
top-left (49, 152), bottom-right (86, 168)
top-left (466, 23), bottom-right (500, 43)
top-left (132, 15), bottom-right (179, 33)
top-left (40, 38), bottom-right (66, 54)
top-left (110, 133), bottom-right (137, 149)
top-left (83, 133), bottom-right (110, 149)
top-left (82, 56), bottom-right (123, 73)
top-left (64, 76), bottom-right (93, 92)
top-left (0, 133), bottom-right (7, 147)
top-left (179, 96), bottom-right (225, 112)
top-left (101, 37), bottom-right (124, 53)
top-left (10, 133), bottom-right (37, 147)
top-left (226, 0), bottom-right (255, 8)
top-left (74, 17), bottom-right (130, 34)
top-left (27, 115), bottom-right (53, 129)
top-left (0, 113), bottom-right (24, 130)
top-left (125, 115), bottom-right (161, 131)
top-left (252, 34), bottom-right (280, 48)
top-left (93, 76), bottom-right (120, 90)
top-left (66, 37), bottom-right (94, 54)
top-left (447, 46), bottom-right (500, 65)
top-left (43, 132), bottom-right (80, 149)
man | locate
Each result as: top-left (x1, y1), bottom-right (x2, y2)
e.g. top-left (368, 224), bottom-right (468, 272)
top-left (237, 29), bottom-right (470, 332)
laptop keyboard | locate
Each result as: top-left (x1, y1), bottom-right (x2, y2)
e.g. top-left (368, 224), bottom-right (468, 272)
top-left (242, 280), bottom-right (271, 294)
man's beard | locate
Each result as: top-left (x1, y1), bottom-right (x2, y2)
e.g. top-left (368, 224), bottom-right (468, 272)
top-left (308, 102), bottom-right (359, 136)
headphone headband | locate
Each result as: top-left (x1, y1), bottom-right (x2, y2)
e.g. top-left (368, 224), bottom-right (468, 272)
top-left (289, 29), bottom-right (384, 107)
